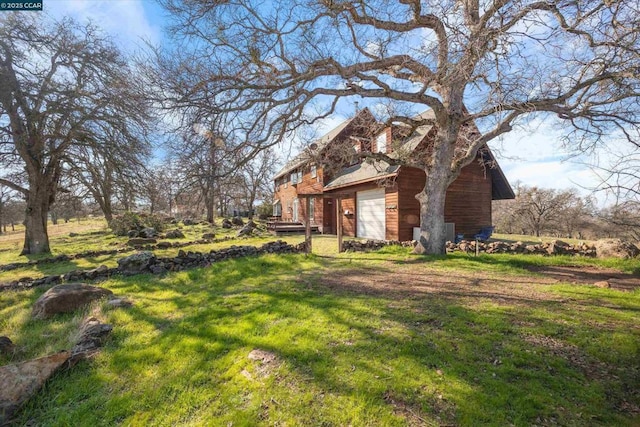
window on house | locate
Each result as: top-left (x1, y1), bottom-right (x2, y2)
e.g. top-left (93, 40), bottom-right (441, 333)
top-left (297, 171), bottom-right (302, 182)
top-left (311, 165), bottom-right (317, 178)
top-left (376, 131), bottom-right (387, 153)
top-left (353, 143), bottom-right (360, 153)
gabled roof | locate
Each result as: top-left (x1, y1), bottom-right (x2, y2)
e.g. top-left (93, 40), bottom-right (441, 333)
top-left (273, 108), bottom-right (376, 180)
top-left (323, 110), bottom-right (515, 200)
top-left (323, 123), bottom-right (433, 190)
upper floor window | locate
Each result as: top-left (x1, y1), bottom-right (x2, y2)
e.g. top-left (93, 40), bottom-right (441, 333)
top-left (310, 165), bottom-right (317, 178)
top-left (291, 170), bottom-right (302, 185)
top-left (376, 131), bottom-right (387, 154)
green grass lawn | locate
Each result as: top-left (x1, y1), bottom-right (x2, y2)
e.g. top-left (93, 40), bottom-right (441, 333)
top-left (1, 221), bottom-right (639, 425)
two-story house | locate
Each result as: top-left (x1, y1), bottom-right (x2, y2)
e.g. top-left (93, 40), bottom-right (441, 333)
top-left (272, 108), bottom-right (515, 241)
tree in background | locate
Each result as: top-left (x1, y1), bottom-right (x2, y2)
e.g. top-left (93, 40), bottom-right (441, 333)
top-left (140, 166), bottom-right (174, 215)
top-left (64, 133), bottom-right (151, 223)
top-left (0, 185), bottom-right (16, 234)
top-left (494, 186), bottom-right (598, 238)
top-left (0, 14), bottom-right (153, 254)
top-left (590, 143), bottom-right (640, 240)
top-left (238, 149), bottom-right (279, 217)
top-left (160, 0), bottom-right (639, 254)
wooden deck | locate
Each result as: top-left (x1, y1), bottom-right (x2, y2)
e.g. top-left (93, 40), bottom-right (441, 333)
top-left (267, 221), bottom-right (320, 235)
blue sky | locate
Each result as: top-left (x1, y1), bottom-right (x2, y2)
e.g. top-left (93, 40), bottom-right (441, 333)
top-left (43, 0), bottom-right (620, 205)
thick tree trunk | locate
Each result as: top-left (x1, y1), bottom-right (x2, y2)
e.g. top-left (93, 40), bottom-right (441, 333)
top-left (22, 189), bottom-right (51, 255)
top-left (206, 196), bottom-right (215, 223)
top-left (412, 116), bottom-right (460, 256)
top-left (414, 171), bottom-right (450, 255)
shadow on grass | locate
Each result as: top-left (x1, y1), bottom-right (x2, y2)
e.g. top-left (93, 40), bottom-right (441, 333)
top-left (8, 253), bottom-right (640, 426)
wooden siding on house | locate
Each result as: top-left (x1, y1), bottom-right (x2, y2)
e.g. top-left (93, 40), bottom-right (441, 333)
top-left (444, 162), bottom-right (493, 237)
top-left (395, 167), bottom-right (424, 242)
top-left (396, 162), bottom-right (493, 241)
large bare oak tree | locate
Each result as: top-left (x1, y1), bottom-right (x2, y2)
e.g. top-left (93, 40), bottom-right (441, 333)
top-left (0, 14), bottom-right (152, 254)
top-left (161, 0), bottom-right (639, 254)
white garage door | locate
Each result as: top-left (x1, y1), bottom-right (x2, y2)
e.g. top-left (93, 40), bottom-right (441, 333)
top-left (357, 188), bottom-right (386, 240)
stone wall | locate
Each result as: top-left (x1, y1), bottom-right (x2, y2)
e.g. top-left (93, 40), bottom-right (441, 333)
top-left (344, 238), bottom-right (639, 259)
top-left (1, 241), bottom-right (303, 292)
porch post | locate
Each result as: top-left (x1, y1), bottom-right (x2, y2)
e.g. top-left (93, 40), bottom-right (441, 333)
top-left (305, 197), bottom-right (312, 254)
top-left (336, 197), bottom-right (343, 253)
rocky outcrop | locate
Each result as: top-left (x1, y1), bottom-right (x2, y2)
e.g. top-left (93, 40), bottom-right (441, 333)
top-left (117, 251), bottom-right (155, 276)
top-left (32, 284), bottom-right (113, 319)
top-left (127, 237), bottom-right (157, 247)
top-left (139, 227), bottom-right (157, 238)
top-left (237, 222), bottom-right (256, 237)
top-left (0, 351), bottom-right (70, 424)
top-left (231, 216), bottom-right (244, 226)
top-left (165, 229), bottom-right (185, 239)
top-left (71, 317), bottom-right (113, 361)
top-left (594, 239), bottom-right (640, 259)
top-left (221, 218), bottom-right (232, 229)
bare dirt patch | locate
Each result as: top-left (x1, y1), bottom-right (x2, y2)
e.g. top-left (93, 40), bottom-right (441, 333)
top-left (312, 262), bottom-right (565, 306)
top-left (312, 260), bottom-right (640, 300)
top-left (243, 349), bottom-right (282, 380)
top-left (525, 265), bottom-right (640, 291)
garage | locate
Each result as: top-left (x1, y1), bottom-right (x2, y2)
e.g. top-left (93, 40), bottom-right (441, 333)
top-left (356, 188), bottom-right (386, 240)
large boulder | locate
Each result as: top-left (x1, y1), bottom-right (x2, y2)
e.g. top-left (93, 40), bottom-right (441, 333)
top-left (165, 229), bottom-right (185, 239)
top-left (32, 284), bottom-right (113, 319)
top-left (117, 251), bottom-right (155, 275)
top-left (546, 240), bottom-right (572, 255)
top-left (221, 218), bottom-right (232, 229)
top-left (139, 227), bottom-right (158, 238)
top-left (595, 239), bottom-right (640, 259)
top-left (237, 222), bottom-right (256, 237)
top-left (231, 216), bottom-right (244, 226)
top-left (126, 237), bottom-right (157, 246)
top-left (0, 351), bottom-right (70, 424)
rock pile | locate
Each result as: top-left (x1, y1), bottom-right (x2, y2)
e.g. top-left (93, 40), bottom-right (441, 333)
top-left (237, 220), bottom-right (257, 237)
top-left (594, 239), bottom-right (640, 259)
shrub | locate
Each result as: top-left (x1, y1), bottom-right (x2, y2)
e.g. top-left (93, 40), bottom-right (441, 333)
top-left (109, 212), bottom-right (166, 236)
